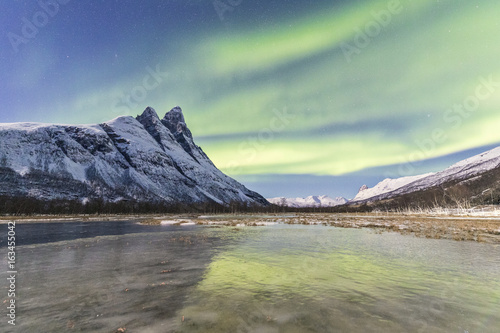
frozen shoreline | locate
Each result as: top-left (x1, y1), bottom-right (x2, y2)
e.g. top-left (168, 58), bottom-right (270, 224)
top-left (2, 212), bottom-right (499, 243)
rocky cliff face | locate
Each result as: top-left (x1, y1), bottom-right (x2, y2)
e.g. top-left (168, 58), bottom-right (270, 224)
top-left (0, 106), bottom-right (269, 206)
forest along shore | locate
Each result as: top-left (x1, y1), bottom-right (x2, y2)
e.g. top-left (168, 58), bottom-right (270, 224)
top-left (1, 212), bottom-right (500, 244)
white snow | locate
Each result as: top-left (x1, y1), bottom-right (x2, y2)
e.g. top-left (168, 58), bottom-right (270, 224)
top-left (267, 195), bottom-right (348, 208)
top-left (351, 173), bottom-right (434, 202)
top-left (352, 145), bottom-right (500, 202)
top-left (17, 166), bottom-right (30, 176)
top-left (448, 146), bottom-right (500, 169)
top-left (0, 107), bottom-right (268, 205)
top-left (0, 122), bottom-right (102, 133)
top-left (160, 220), bottom-right (195, 226)
top-left (161, 220), bottom-right (180, 225)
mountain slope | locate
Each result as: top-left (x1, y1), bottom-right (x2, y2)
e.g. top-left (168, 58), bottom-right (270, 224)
top-left (0, 106), bottom-right (268, 207)
top-left (351, 173), bottom-right (434, 202)
top-left (268, 195), bottom-right (348, 208)
top-left (350, 146), bottom-right (500, 208)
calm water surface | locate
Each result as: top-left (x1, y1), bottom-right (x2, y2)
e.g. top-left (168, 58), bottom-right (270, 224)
top-left (2, 221), bottom-right (499, 332)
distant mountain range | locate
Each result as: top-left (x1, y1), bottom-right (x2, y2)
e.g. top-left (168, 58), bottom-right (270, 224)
top-left (0, 106), bottom-right (269, 208)
top-left (348, 146), bottom-right (500, 209)
top-left (267, 195), bottom-right (348, 208)
top-left (279, 145), bottom-right (500, 210)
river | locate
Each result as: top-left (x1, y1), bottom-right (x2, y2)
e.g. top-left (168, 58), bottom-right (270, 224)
top-left (2, 220), bottom-right (499, 332)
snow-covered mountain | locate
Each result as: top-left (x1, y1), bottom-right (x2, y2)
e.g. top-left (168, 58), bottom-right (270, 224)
top-left (351, 146), bottom-right (500, 204)
top-left (268, 195), bottom-right (348, 208)
top-left (0, 106), bottom-right (269, 206)
top-left (352, 173), bottom-right (434, 202)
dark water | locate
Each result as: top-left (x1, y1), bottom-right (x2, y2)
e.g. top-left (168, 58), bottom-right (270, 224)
top-left (1, 222), bottom-right (499, 332)
top-left (0, 220), bottom-right (188, 247)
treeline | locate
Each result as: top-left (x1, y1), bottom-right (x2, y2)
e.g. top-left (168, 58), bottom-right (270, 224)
top-left (0, 195), bottom-right (283, 216)
top-left (3, 170), bottom-right (500, 216)
top-left (0, 194), bottom-right (375, 216)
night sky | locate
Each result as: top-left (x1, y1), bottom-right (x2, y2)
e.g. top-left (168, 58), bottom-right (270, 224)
top-left (2, 0), bottom-right (500, 199)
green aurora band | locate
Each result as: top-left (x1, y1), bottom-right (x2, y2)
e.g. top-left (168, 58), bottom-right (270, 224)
top-left (17, 0), bottom-right (500, 179)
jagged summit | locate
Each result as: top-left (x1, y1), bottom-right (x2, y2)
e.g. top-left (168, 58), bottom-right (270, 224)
top-left (163, 106), bottom-right (185, 130)
top-left (162, 106), bottom-right (192, 138)
top-left (358, 185), bottom-right (368, 192)
top-left (0, 106), bottom-right (269, 207)
top-left (165, 105), bottom-right (184, 122)
top-left (137, 106), bottom-right (161, 121)
top-left (135, 106), bottom-right (171, 147)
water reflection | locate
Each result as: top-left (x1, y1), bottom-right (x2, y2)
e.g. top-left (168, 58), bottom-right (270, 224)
top-left (12, 227), bottom-right (256, 332)
top-left (176, 225), bottom-right (500, 333)
top-left (6, 223), bottom-right (500, 332)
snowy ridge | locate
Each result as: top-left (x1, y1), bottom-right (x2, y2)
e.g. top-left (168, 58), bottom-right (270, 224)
top-left (352, 146), bottom-right (500, 203)
top-left (0, 106), bottom-right (269, 206)
top-left (352, 173), bottom-right (434, 202)
top-left (267, 195), bottom-right (348, 208)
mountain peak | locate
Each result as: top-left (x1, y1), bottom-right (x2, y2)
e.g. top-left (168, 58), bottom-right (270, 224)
top-left (0, 106), bottom-right (269, 208)
top-left (165, 106), bottom-right (184, 122)
top-left (170, 105), bottom-right (183, 113)
top-left (162, 106), bottom-right (192, 138)
top-left (136, 106), bottom-right (169, 147)
top-left (358, 185), bottom-right (369, 192)
top-left (138, 106), bottom-right (160, 121)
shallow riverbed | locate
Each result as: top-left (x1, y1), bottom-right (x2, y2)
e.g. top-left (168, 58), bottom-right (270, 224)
top-left (2, 219), bottom-right (499, 332)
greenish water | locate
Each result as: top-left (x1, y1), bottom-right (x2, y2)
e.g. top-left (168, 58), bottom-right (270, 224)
top-left (177, 225), bottom-right (500, 333)
top-left (6, 222), bottom-right (500, 332)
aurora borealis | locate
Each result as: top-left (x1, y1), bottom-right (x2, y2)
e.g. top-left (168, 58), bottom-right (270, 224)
top-left (2, 0), bottom-right (500, 198)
